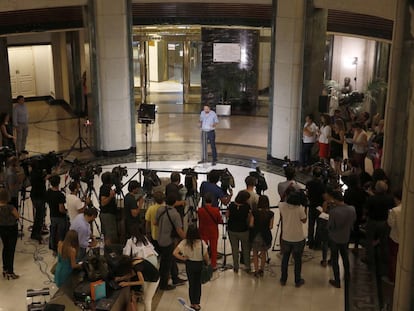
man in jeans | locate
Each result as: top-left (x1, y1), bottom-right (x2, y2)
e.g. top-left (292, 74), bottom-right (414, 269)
top-left (279, 190), bottom-right (307, 287)
top-left (155, 193), bottom-right (186, 290)
top-left (327, 189), bottom-right (356, 288)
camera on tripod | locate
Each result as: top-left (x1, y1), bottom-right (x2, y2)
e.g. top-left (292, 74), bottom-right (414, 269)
top-left (182, 168), bottom-right (198, 196)
top-left (68, 161), bottom-right (103, 185)
top-left (20, 151), bottom-right (63, 177)
top-left (111, 166), bottom-right (128, 194)
top-left (0, 146), bottom-right (16, 167)
top-left (211, 168), bottom-right (235, 192)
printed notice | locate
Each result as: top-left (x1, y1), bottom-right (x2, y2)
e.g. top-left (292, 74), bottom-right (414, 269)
top-left (213, 43), bottom-right (241, 63)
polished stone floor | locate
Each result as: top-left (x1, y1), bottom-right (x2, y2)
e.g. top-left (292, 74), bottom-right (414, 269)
top-left (0, 100), bottom-right (349, 311)
top-left (0, 161), bottom-right (345, 311)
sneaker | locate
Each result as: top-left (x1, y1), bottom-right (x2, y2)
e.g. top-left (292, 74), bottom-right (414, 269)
top-left (173, 278), bottom-right (186, 286)
top-left (279, 279), bottom-right (286, 286)
top-left (295, 279), bottom-right (305, 288)
top-left (160, 284), bottom-right (176, 291)
top-left (329, 279), bottom-right (341, 288)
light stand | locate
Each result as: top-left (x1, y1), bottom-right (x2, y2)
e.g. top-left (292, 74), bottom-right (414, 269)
top-left (137, 104), bottom-right (156, 170)
top-left (352, 57), bottom-right (358, 91)
top-left (218, 208), bottom-right (233, 271)
top-left (66, 116), bottom-right (92, 157)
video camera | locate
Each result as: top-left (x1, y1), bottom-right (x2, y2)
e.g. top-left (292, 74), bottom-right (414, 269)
top-left (20, 151), bottom-right (63, 177)
top-left (211, 168), bottom-right (235, 192)
top-left (111, 166), bottom-right (128, 194)
top-left (249, 167), bottom-right (268, 195)
top-left (0, 146), bottom-right (16, 167)
top-left (68, 161), bottom-right (103, 185)
top-left (182, 168), bottom-right (198, 196)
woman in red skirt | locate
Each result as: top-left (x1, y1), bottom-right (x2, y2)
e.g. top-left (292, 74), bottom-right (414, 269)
top-left (318, 114), bottom-right (331, 162)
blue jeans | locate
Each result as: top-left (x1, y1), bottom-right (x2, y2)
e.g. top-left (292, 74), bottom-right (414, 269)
top-left (202, 130), bottom-right (217, 162)
top-left (281, 239), bottom-right (305, 283)
top-left (300, 142), bottom-right (314, 166)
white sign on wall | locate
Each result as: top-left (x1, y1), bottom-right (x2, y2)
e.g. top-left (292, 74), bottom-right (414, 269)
top-left (213, 43), bottom-right (241, 63)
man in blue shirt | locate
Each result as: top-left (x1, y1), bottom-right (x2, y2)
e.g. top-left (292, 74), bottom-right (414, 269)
top-left (199, 104), bottom-right (219, 165)
top-left (70, 207), bottom-right (98, 260)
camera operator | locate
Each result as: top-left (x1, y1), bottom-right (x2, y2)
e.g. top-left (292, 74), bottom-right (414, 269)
top-left (124, 180), bottom-right (145, 238)
top-left (99, 172), bottom-right (118, 244)
top-left (277, 167), bottom-right (300, 202)
top-left (165, 172), bottom-right (186, 219)
top-left (279, 188), bottom-right (307, 287)
top-left (46, 175), bottom-right (67, 255)
top-left (245, 175), bottom-right (259, 210)
top-left (29, 159), bottom-right (48, 243)
top-left (200, 170), bottom-right (232, 208)
top-left (66, 181), bottom-right (90, 223)
top-left (305, 167), bottom-right (326, 249)
top-left (70, 207), bottom-right (98, 261)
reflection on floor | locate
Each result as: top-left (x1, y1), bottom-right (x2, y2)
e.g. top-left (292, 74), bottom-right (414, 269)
top-left (0, 161), bottom-right (346, 311)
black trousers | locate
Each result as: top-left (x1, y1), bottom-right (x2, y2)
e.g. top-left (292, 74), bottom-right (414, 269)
top-left (329, 240), bottom-right (350, 284)
top-left (307, 207), bottom-right (320, 247)
top-left (31, 198), bottom-right (45, 239)
top-left (185, 260), bottom-right (203, 305)
top-left (159, 243), bottom-right (179, 288)
top-left (0, 224), bottom-right (18, 273)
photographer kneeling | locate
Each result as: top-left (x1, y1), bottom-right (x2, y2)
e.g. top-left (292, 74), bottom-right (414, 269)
top-left (279, 188), bottom-right (307, 287)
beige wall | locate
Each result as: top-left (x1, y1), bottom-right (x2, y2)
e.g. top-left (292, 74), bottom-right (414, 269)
top-left (314, 0), bottom-right (396, 20)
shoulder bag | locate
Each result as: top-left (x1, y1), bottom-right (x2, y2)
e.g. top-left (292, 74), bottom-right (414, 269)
top-left (200, 240), bottom-right (213, 284)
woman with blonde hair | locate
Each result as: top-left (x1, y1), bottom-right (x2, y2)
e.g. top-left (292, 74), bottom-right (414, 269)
top-left (54, 229), bottom-right (82, 287)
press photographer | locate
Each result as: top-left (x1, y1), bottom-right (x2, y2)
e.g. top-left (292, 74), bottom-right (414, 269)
top-left (111, 165), bottom-right (128, 194)
top-left (200, 170), bottom-right (233, 207)
top-left (98, 172), bottom-right (118, 244)
top-left (28, 153), bottom-right (62, 243)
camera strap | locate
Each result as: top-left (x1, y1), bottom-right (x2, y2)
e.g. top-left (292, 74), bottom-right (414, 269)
top-left (203, 206), bottom-right (218, 225)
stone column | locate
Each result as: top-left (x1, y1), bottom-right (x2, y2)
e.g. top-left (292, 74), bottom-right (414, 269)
top-left (0, 38), bottom-right (12, 114)
top-left (393, 2), bottom-right (414, 310)
top-left (382, 0), bottom-right (413, 186)
top-left (301, 2), bottom-right (327, 120)
top-left (269, 0), bottom-right (306, 161)
top-left (91, 0), bottom-right (134, 154)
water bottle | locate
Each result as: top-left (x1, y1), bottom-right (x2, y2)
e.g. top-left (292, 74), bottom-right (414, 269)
top-left (99, 233), bottom-right (105, 256)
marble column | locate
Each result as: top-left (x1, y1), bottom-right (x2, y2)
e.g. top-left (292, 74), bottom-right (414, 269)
top-left (0, 38), bottom-right (12, 114)
top-left (269, 0), bottom-right (306, 161)
top-left (393, 2), bottom-right (414, 310)
top-left (382, 0), bottom-right (413, 187)
top-left (301, 2), bottom-right (327, 119)
top-left (90, 0), bottom-right (134, 154)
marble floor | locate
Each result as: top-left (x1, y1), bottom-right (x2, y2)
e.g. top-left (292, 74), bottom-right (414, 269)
top-left (0, 100), bottom-right (348, 311)
top-left (0, 161), bottom-right (345, 311)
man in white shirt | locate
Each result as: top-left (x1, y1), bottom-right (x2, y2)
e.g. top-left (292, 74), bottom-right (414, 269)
top-left (300, 114), bottom-right (318, 168)
top-left (66, 181), bottom-right (89, 223)
top-left (279, 190), bottom-right (307, 287)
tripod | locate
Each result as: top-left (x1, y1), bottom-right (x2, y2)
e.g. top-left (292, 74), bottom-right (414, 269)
top-left (218, 209), bottom-right (233, 271)
top-left (66, 116), bottom-right (91, 157)
top-left (18, 181), bottom-right (31, 240)
top-left (271, 218), bottom-right (282, 252)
